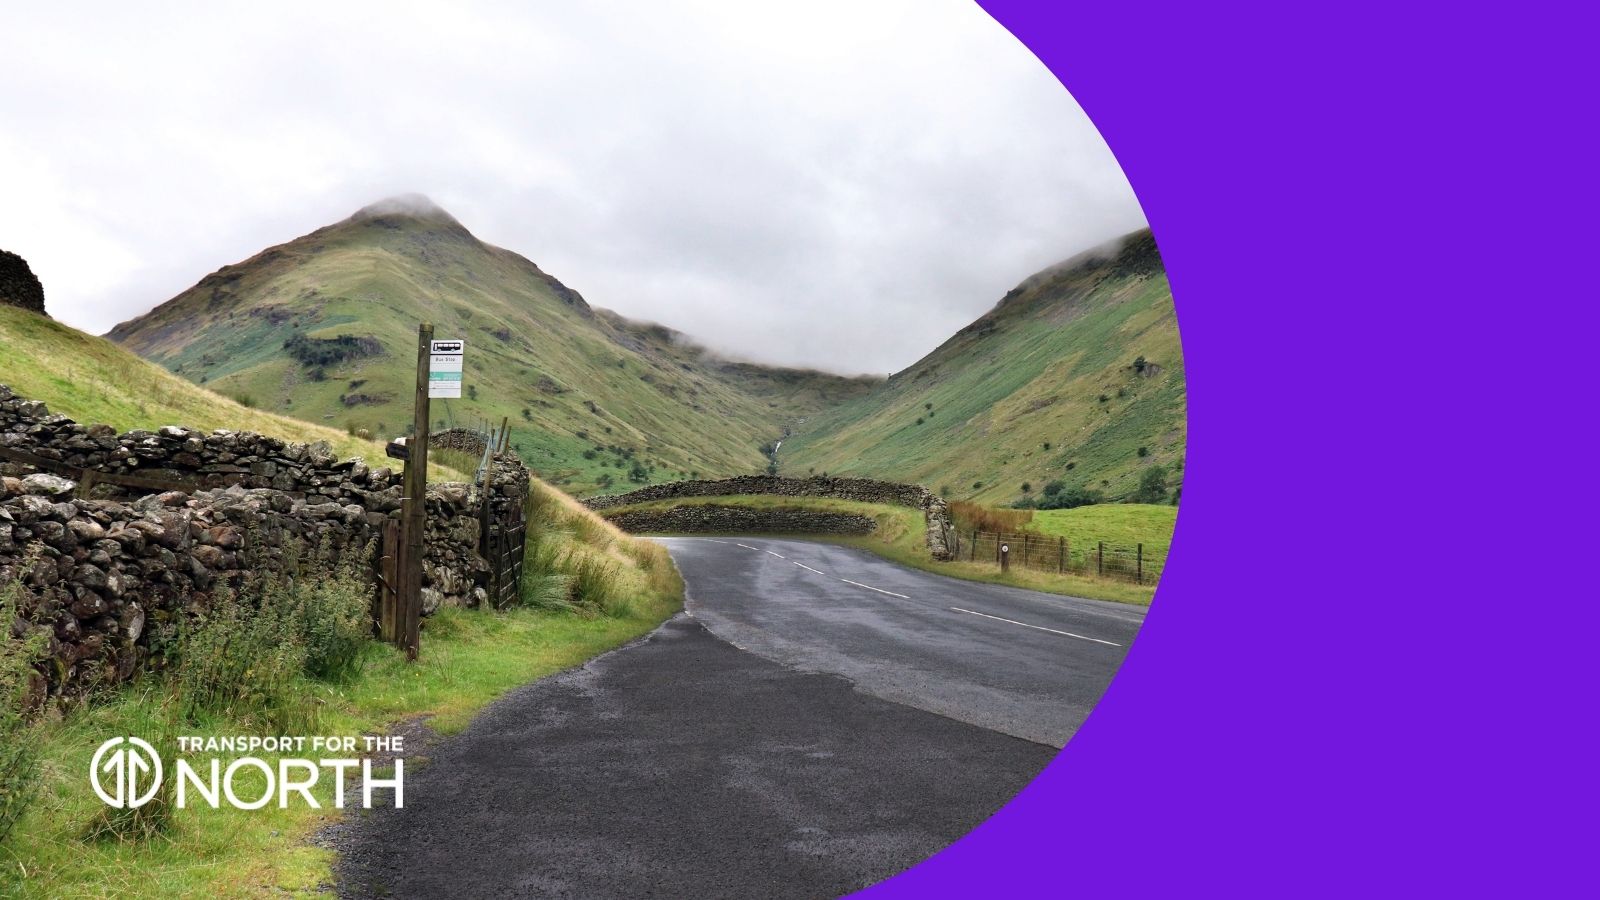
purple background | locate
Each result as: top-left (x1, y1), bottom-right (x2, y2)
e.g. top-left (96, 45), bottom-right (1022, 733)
top-left (865, 1), bottom-right (1595, 896)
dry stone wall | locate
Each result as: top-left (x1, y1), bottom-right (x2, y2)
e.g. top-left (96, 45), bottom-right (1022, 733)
top-left (0, 385), bottom-right (530, 700)
top-left (604, 504), bottom-right (877, 536)
top-left (586, 475), bottom-right (955, 560)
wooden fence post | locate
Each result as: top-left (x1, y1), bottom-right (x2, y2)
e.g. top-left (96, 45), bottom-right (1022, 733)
top-left (1059, 536), bottom-right (1065, 574)
top-left (399, 322), bottom-right (432, 661)
top-left (1137, 543), bottom-right (1144, 584)
top-left (1097, 541), bottom-right (1104, 577)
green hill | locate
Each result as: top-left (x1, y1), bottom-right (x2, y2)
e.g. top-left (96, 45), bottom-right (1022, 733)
top-left (780, 229), bottom-right (1185, 506)
top-left (2, 304), bottom-right (418, 468)
top-left (107, 196), bottom-right (877, 496)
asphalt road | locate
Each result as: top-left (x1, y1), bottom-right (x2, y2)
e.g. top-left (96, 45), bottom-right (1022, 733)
top-left (667, 537), bottom-right (1144, 747)
top-left (335, 538), bottom-right (1142, 898)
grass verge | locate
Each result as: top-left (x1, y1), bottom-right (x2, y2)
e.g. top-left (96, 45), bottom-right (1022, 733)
top-left (600, 494), bottom-right (1158, 605)
top-left (2, 558), bottom-right (681, 897)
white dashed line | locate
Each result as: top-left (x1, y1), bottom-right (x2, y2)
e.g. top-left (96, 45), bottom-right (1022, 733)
top-left (949, 607), bottom-right (1122, 647)
top-left (793, 562), bottom-right (826, 576)
top-left (736, 543), bottom-right (760, 551)
top-left (702, 539), bottom-right (731, 544)
top-left (764, 550), bottom-right (786, 559)
top-left (840, 579), bottom-right (910, 599)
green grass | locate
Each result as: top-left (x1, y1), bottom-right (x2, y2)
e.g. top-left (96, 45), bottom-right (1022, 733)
top-left (781, 230), bottom-right (1185, 508)
top-left (602, 494), bottom-right (1158, 605)
top-left (2, 588), bottom-right (682, 897)
top-left (0, 305), bottom-right (465, 480)
top-left (1026, 504), bottom-right (1178, 558)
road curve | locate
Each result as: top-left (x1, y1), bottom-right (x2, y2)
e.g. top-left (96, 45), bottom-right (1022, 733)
top-left (663, 536), bottom-right (1144, 747)
top-left (334, 537), bottom-right (1141, 898)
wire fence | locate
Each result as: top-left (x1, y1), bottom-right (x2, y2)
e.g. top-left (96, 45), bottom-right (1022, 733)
top-left (951, 530), bottom-right (1166, 585)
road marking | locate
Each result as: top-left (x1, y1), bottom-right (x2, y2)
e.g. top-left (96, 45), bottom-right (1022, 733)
top-left (793, 562), bottom-right (826, 575)
top-left (736, 543), bottom-right (761, 551)
top-left (702, 539), bottom-right (731, 544)
top-left (949, 607), bottom-right (1122, 647)
top-left (764, 549), bottom-right (786, 559)
top-left (841, 579), bottom-right (910, 599)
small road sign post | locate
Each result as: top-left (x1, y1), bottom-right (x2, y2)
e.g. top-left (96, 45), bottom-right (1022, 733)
top-left (398, 323), bottom-right (438, 661)
top-left (1000, 542), bottom-right (1010, 573)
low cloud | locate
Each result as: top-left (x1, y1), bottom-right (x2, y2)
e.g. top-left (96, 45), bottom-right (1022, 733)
top-left (0, 0), bottom-right (1145, 374)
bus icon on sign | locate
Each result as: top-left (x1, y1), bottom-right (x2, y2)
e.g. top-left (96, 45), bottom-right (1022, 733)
top-left (429, 339), bottom-right (465, 398)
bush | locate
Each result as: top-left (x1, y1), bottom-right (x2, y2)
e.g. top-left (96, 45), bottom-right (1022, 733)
top-left (1042, 480), bottom-right (1065, 499)
top-left (174, 548), bottom-right (371, 732)
top-left (1, 581), bottom-right (47, 846)
top-left (1137, 446), bottom-right (1149, 458)
top-left (1133, 465), bottom-right (1169, 504)
top-left (1035, 486), bottom-right (1105, 510)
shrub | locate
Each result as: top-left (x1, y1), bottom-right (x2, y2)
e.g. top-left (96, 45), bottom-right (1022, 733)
top-left (1042, 480), bottom-right (1065, 498)
top-left (1035, 486), bottom-right (1105, 510)
top-left (174, 547), bottom-right (371, 732)
top-left (232, 392), bottom-right (256, 409)
top-left (1133, 466), bottom-right (1169, 504)
top-left (1134, 355), bottom-right (1147, 373)
top-left (915, 417), bottom-right (924, 425)
top-left (1137, 446), bottom-right (1149, 458)
top-left (1042, 442), bottom-right (1051, 451)
top-left (1, 581), bottom-right (47, 845)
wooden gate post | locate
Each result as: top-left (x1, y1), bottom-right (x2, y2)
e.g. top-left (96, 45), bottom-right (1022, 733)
top-left (399, 323), bottom-right (433, 660)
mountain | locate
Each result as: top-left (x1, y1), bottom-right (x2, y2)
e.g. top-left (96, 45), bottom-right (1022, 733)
top-left (108, 196), bottom-right (878, 495)
top-left (779, 229), bottom-right (1185, 506)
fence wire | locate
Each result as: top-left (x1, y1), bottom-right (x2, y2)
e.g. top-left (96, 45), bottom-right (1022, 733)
top-left (951, 530), bottom-right (1166, 585)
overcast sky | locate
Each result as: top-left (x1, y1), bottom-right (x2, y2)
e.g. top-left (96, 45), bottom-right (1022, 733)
top-left (0, 0), bottom-right (1145, 375)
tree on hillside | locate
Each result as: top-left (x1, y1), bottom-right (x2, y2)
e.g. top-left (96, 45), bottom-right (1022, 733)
top-left (1133, 465), bottom-right (1168, 504)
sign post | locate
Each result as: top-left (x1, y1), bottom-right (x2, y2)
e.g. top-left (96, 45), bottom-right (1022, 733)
top-left (399, 323), bottom-right (435, 660)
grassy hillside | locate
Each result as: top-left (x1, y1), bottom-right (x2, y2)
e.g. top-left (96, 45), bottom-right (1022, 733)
top-left (106, 196), bottom-right (876, 497)
top-left (0, 305), bottom-right (438, 472)
top-left (781, 230), bottom-right (1185, 507)
top-left (1027, 504), bottom-right (1178, 558)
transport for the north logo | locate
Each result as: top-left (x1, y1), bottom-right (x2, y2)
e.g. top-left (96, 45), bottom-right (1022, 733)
top-left (88, 735), bottom-right (406, 810)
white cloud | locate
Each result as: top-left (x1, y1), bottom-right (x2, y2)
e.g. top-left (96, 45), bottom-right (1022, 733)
top-left (0, 0), bottom-right (1145, 374)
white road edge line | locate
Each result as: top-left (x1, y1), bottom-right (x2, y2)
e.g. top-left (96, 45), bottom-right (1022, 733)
top-left (840, 579), bottom-right (910, 599)
top-left (949, 607), bottom-right (1122, 647)
top-left (793, 562), bottom-right (826, 575)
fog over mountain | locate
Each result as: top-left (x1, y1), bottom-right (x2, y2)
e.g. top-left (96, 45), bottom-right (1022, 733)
top-left (0, 0), bottom-right (1145, 374)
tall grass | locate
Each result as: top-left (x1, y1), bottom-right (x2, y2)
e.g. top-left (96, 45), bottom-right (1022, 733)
top-left (173, 547), bottom-right (372, 735)
top-left (1, 580), bottom-right (48, 847)
top-left (516, 480), bottom-right (676, 619)
top-left (950, 500), bottom-right (1034, 534)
